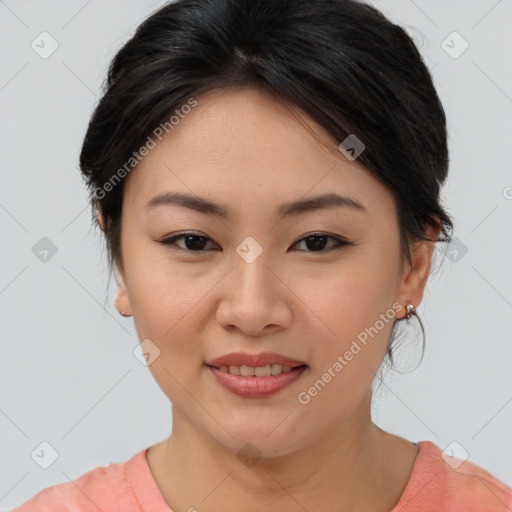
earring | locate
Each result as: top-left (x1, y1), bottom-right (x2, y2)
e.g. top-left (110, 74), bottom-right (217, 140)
top-left (397, 302), bottom-right (426, 349)
top-left (119, 311), bottom-right (131, 317)
top-left (405, 303), bottom-right (416, 319)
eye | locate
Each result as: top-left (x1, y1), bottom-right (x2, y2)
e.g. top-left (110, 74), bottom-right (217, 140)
top-left (291, 233), bottom-right (351, 253)
top-left (158, 231), bottom-right (351, 253)
top-left (158, 232), bottom-right (219, 252)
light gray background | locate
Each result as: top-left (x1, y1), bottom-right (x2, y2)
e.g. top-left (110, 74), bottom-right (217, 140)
top-left (1, 0), bottom-right (511, 509)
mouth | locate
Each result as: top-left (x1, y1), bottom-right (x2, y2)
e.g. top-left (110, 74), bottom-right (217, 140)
top-left (204, 351), bottom-right (309, 398)
top-left (204, 362), bottom-right (309, 399)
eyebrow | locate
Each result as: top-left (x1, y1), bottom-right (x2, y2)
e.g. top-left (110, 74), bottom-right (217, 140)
top-left (145, 191), bottom-right (369, 220)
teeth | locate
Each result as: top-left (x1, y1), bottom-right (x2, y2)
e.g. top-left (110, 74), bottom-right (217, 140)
top-left (218, 364), bottom-right (294, 376)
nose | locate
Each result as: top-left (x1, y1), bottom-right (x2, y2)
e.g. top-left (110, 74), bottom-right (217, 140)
top-left (215, 252), bottom-right (293, 336)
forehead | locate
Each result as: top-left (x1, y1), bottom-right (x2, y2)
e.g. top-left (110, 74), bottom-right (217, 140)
top-left (122, 87), bottom-right (396, 221)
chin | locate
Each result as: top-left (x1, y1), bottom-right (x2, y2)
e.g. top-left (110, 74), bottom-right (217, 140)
top-left (214, 427), bottom-right (305, 460)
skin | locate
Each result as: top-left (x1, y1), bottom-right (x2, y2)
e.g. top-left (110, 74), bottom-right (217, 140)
top-left (103, 87), bottom-right (440, 511)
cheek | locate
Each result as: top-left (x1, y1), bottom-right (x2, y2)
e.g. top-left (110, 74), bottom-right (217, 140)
top-left (291, 270), bottom-right (396, 429)
top-left (121, 241), bottom-right (220, 376)
top-left (288, 246), bottom-right (399, 344)
top-left (284, 247), bottom-right (398, 402)
top-left (129, 271), bottom-right (213, 355)
top-left (123, 229), bottom-right (207, 328)
top-left (127, 268), bottom-right (213, 405)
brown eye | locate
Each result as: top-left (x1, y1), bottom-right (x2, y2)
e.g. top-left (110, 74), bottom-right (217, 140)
top-left (292, 233), bottom-right (350, 252)
top-left (159, 233), bottom-right (219, 252)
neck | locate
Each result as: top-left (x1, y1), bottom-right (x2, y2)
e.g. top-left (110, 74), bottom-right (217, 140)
top-left (146, 391), bottom-right (411, 511)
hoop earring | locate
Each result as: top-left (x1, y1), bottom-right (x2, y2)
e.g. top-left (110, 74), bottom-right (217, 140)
top-left (396, 303), bottom-right (425, 348)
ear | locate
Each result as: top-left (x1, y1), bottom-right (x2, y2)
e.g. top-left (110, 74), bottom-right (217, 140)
top-left (114, 263), bottom-right (132, 317)
top-left (96, 208), bottom-right (106, 232)
top-left (395, 218), bottom-right (441, 319)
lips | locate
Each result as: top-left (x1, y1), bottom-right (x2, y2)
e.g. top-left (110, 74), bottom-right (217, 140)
top-left (208, 364), bottom-right (308, 398)
top-left (206, 351), bottom-right (307, 369)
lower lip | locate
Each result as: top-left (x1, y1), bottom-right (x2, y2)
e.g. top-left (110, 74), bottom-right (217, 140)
top-left (206, 365), bottom-right (308, 398)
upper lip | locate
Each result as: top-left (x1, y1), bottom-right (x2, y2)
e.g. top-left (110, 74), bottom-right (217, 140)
top-left (206, 352), bottom-right (307, 369)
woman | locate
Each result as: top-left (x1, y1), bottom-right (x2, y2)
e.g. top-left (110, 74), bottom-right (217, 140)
top-left (11, 0), bottom-right (511, 510)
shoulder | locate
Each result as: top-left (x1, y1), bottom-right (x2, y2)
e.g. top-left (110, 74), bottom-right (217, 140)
top-left (393, 441), bottom-right (512, 512)
top-left (8, 450), bottom-right (146, 512)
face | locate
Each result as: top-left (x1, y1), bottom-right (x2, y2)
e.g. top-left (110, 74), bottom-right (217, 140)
top-left (112, 87), bottom-right (437, 457)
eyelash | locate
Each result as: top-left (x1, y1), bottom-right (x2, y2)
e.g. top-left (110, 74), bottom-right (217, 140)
top-left (158, 232), bottom-right (352, 254)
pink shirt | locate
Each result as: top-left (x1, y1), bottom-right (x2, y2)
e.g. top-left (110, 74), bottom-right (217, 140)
top-left (9, 441), bottom-right (512, 511)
